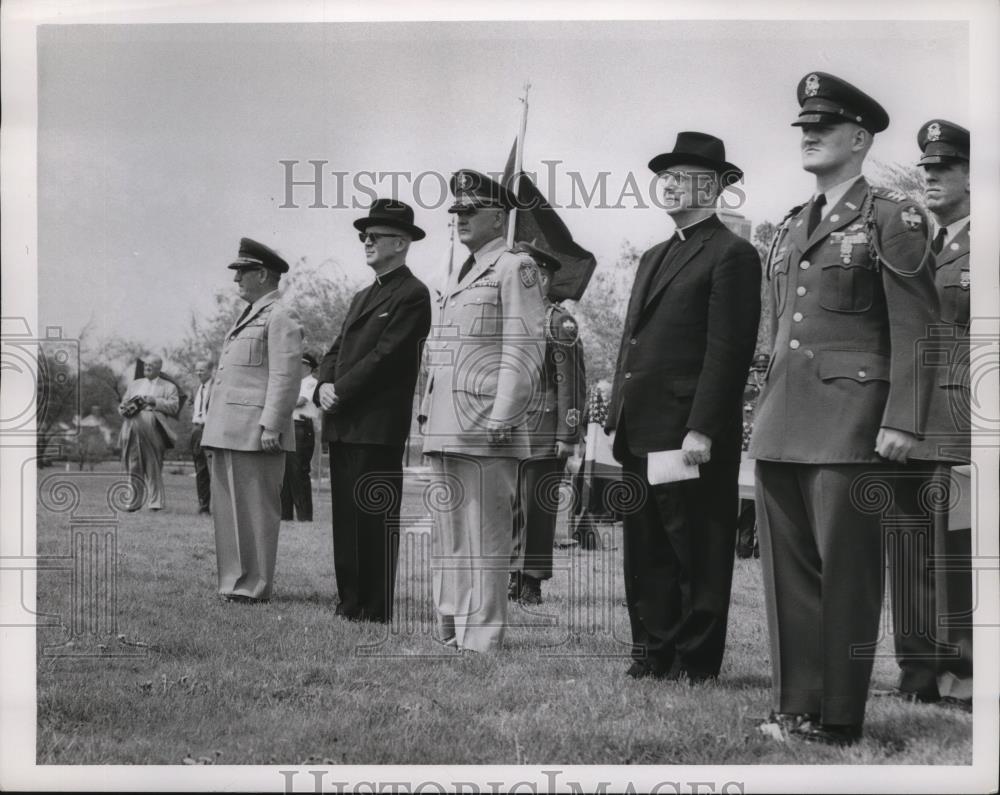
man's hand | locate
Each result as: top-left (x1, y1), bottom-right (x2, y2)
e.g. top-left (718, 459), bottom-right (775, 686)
top-left (143, 396), bottom-right (157, 408)
top-left (875, 428), bottom-right (916, 463)
top-left (681, 430), bottom-right (712, 467)
top-left (554, 441), bottom-right (575, 460)
top-left (487, 421), bottom-right (513, 446)
top-left (318, 383), bottom-right (339, 412)
top-left (260, 428), bottom-right (282, 453)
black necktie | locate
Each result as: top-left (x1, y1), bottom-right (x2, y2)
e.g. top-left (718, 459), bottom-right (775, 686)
top-left (235, 302), bottom-right (253, 327)
top-left (931, 227), bottom-right (947, 255)
top-left (807, 193), bottom-right (826, 237)
top-left (458, 255), bottom-right (475, 283)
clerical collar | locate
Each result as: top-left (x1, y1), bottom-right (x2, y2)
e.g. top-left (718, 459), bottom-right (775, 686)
top-left (674, 214), bottom-right (716, 242)
top-left (374, 264), bottom-right (406, 286)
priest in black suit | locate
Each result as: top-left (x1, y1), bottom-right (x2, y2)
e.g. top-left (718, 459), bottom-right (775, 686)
top-left (315, 199), bottom-right (432, 623)
top-left (605, 133), bottom-right (761, 681)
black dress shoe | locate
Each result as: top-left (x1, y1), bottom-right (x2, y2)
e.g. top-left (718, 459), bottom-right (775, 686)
top-left (519, 575), bottom-right (543, 605)
top-left (335, 603), bottom-right (359, 618)
top-left (221, 594), bottom-right (270, 605)
top-left (791, 721), bottom-right (862, 747)
top-left (626, 661), bottom-right (674, 680)
top-left (939, 696), bottom-right (972, 713)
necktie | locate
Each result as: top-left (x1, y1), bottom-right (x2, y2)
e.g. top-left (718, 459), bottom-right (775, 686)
top-left (931, 227), bottom-right (947, 255)
top-left (235, 302), bottom-right (253, 327)
top-left (806, 193), bottom-right (826, 237)
top-left (458, 255), bottom-right (475, 283)
top-left (197, 385), bottom-right (205, 417)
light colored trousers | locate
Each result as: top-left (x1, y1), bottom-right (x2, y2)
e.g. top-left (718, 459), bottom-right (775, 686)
top-left (210, 449), bottom-right (285, 600)
top-left (429, 454), bottom-right (518, 653)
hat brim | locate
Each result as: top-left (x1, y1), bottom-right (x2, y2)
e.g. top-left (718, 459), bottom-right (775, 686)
top-left (648, 153), bottom-right (744, 186)
top-left (352, 217), bottom-right (426, 241)
top-left (917, 154), bottom-right (968, 167)
top-left (227, 257), bottom-right (288, 274)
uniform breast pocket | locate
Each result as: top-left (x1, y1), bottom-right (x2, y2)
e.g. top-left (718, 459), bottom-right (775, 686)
top-left (231, 325), bottom-right (266, 366)
top-left (938, 268), bottom-right (970, 327)
top-left (463, 290), bottom-right (501, 336)
top-left (771, 256), bottom-right (790, 318)
top-left (819, 260), bottom-right (875, 313)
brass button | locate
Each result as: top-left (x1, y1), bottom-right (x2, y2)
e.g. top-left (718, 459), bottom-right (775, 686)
top-left (804, 349), bottom-right (814, 359)
top-left (789, 340), bottom-right (800, 350)
top-left (858, 369), bottom-right (867, 378)
top-left (800, 260), bottom-right (811, 270)
top-left (793, 312), bottom-right (803, 322)
top-left (796, 286), bottom-right (807, 296)
top-left (625, 372), bottom-right (632, 380)
top-left (450, 301), bottom-right (456, 307)
top-left (630, 338), bottom-right (637, 345)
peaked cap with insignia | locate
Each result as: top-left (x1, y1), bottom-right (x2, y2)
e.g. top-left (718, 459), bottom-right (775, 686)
top-left (917, 119), bottom-right (969, 166)
top-left (791, 71), bottom-right (889, 134)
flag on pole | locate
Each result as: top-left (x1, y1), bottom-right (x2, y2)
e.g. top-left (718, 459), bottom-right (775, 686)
top-left (503, 143), bottom-right (597, 302)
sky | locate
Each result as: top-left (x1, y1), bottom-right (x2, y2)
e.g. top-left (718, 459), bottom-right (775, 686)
top-left (35, 16), bottom-right (971, 353)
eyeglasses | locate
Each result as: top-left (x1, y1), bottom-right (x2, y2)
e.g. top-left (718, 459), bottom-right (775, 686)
top-left (359, 232), bottom-right (402, 244)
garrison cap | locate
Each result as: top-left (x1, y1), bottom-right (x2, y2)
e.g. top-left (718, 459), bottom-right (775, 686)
top-left (447, 169), bottom-right (517, 214)
top-left (917, 119), bottom-right (969, 166)
top-left (791, 71), bottom-right (889, 134)
top-left (228, 237), bottom-right (290, 274)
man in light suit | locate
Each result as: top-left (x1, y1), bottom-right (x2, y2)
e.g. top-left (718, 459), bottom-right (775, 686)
top-left (118, 355), bottom-right (179, 511)
top-left (420, 170), bottom-right (547, 653)
top-left (202, 238), bottom-right (303, 604)
top-left (605, 132), bottom-right (761, 683)
top-left (316, 199), bottom-right (431, 623)
top-left (189, 359), bottom-right (214, 515)
top-left (750, 73), bottom-right (939, 745)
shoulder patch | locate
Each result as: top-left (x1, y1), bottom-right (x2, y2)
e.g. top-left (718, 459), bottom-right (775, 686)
top-left (900, 206), bottom-right (923, 231)
top-left (519, 260), bottom-right (538, 288)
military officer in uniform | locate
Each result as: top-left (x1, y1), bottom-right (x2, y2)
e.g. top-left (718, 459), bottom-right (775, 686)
top-left (419, 170), bottom-right (547, 653)
top-left (508, 241), bottom-right (586, 605)
top-left (880, 120), bottom-right (972, 709)
top-left (750, 73), bottom-right (940, 745)
top-left (202, 238), bottom-right (303, 603)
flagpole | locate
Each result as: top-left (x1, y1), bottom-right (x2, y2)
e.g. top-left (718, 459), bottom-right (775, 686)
top-left (445, 214), bottom-right (456, 279)
top-left (507, 80), bottom-right (531, 248)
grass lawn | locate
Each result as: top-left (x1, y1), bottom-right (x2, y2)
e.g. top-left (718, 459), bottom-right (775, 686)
top-left (34, 462), bottom-right (972, 766)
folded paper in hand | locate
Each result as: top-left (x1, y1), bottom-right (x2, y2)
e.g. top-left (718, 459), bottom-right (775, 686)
top-left (647, 449), bottom-right (700, 485)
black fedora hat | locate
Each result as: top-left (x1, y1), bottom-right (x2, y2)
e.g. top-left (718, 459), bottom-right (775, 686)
top-left (648, 132), bottom-right (744, 185)
top-left (353, 198), bottom-right (425, 241)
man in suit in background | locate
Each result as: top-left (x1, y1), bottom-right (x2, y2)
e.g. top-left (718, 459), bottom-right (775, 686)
top-left (202, 238), bottom-right (302, 604)
top-left (118, 354), bottom-right (180, 512)
top-left (316, 199), bottom-right (431, 623)
top-left (605, 132), bottom-right (761, 683)
top-left (750, 73), bottom-right (939, 745)
top-left (190, 358), bottom-right (214, 515)
top-left (281, 352), bottom-right (319, 522)
top-left (420, 170), bottom-right (547, 653)
top-left (881, 119), bottom-right (972, 710)
top-left (508, 241), bottom-right (586, 605)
